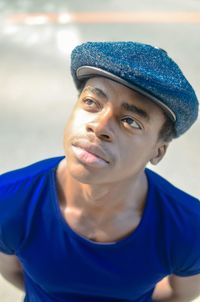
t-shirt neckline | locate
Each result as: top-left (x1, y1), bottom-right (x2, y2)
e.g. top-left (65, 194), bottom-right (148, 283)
top-left (50, 156), bottom-right (154, 248)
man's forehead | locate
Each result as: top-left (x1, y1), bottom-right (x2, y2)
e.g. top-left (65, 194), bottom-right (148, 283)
top-left (82, 77), bottom-right (158, 107)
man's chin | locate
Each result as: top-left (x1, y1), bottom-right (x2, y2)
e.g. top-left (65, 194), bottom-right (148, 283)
top-left (67, 161), bottom-right (107, 184)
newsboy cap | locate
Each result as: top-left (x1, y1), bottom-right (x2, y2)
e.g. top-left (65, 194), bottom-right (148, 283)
top-left (70, 41), bottom-right (199, 137)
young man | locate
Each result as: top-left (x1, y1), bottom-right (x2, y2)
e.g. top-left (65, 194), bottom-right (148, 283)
top-left (0, 42), bottom-right (200, 302)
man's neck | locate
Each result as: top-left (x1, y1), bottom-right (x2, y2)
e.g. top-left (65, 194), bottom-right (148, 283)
top-left (56, 159), bottom-right (148, 221)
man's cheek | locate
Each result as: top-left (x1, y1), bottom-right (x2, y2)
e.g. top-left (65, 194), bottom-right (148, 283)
top-left (71, 111), bottom-right (92, 132)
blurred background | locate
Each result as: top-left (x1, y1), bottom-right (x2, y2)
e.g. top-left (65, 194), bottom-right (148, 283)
top-left (0, 0), bottom-right (200, 301)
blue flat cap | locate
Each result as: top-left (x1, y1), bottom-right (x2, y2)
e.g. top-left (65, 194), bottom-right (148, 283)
top-left (71, 41), bottom-right (199, 137)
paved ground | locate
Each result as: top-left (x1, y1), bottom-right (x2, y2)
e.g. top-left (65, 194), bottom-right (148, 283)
top-left (0, 0), bottom-right (200, 301)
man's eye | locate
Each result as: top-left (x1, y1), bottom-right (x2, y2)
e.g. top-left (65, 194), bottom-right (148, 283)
top-left (121, 117), bottom-right (141, 129)
top-left (83, 98), bottom-right (97, 108)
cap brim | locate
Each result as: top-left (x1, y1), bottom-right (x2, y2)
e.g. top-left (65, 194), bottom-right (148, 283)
top-left (76, 66), bottom-right (176, 122)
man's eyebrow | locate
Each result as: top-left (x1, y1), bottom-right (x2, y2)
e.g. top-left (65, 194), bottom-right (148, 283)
top-left (121, 102), bottom-right (150, 121)
top-left (82, 87), bottom-right (108, 99)
top-left (82, 88), bottom-right (150, 120)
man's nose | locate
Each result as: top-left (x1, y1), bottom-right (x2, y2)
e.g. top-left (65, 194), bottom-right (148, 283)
top-left (85, 109), bottom-right (114, 142)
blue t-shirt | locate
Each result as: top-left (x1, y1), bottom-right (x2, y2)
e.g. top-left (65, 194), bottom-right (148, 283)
top-left (0, 156), bottom-right (200, 302)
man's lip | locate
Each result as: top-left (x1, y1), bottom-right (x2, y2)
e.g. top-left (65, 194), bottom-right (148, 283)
top-left (72, 140), bottom-right (110, 164)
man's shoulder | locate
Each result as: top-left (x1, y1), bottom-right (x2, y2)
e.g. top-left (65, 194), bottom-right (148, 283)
top-left (0, 156), bottom-right (64, 190)
top-left (146, 168), bottom-right (199, 202)
top-left (146, 168), bottom-right (200, 216)
top-left (0, 156), bottom-right (64, 254)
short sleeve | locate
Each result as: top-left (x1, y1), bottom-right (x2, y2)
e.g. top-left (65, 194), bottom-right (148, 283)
top-left (0, 230), bottom-right (15, 254)
top-left (173, 215), bottom-right (200, 277)
top-left (0, 180), bottom-right (26, 255)
top-left (174, 256), bottom-right (200, 277)
top-left (0, 157), bottom-right (61, 255)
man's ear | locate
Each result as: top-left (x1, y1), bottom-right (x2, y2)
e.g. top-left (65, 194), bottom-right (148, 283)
top-left (150, 143), bottom-right (169, 165)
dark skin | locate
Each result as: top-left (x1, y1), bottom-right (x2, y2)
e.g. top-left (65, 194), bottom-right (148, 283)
top-left (56, 76), bottom-right (169, 243)
top-left (1, 76), bottom-right (200, 301)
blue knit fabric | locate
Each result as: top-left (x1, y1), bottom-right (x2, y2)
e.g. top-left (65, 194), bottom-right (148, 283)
top-left (71, 41), bottom-right (199, 137)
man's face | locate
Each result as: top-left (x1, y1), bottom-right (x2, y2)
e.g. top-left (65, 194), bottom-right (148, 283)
top-left (63, 77), bottom-right (167, 184)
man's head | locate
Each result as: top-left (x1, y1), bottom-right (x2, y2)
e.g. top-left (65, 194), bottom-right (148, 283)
top-left (63, 41), bottom-right (198, 184)
top-left (71, 41), bottom-right (199, 138)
